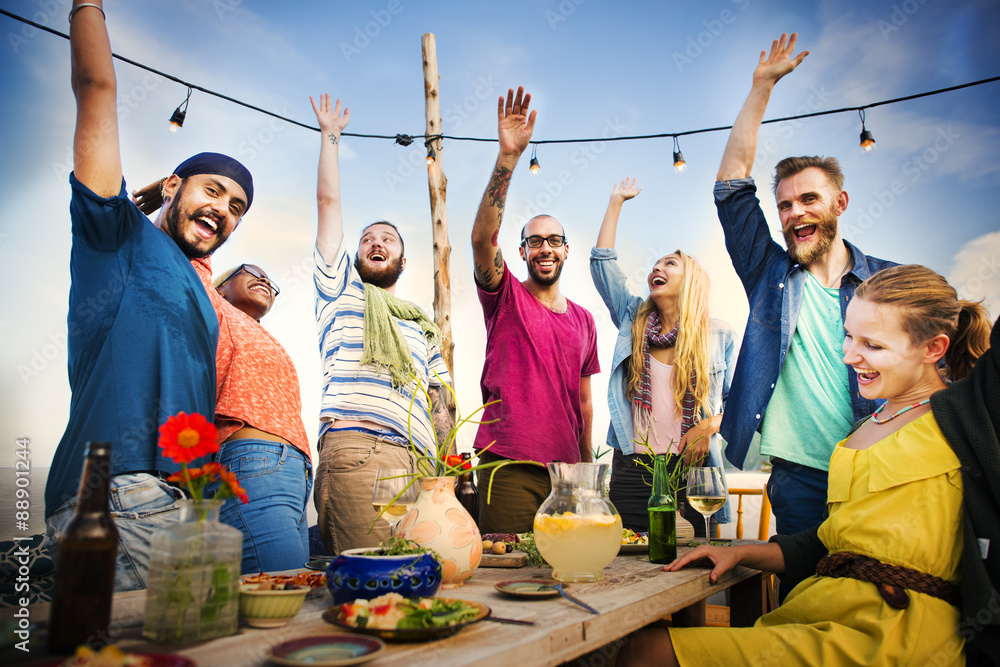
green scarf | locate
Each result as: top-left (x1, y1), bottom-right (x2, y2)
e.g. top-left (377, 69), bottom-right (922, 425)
top-left (361, 283), bottom-right (441, 389)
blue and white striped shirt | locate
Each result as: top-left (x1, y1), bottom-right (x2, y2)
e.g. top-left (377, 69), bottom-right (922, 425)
top-left (314, 244), bottom-right (450, 455)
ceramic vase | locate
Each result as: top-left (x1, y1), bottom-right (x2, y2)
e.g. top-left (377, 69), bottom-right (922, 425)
top-left (396, 476), bottom-right (482, 587)
top-left (142, 499), bottom-right (242, 643)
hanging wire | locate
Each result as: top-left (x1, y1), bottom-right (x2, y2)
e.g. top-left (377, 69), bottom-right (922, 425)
top-left (1, 8), bottom-right (998, 146)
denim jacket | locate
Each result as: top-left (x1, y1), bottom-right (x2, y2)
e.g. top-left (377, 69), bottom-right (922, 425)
top-left (590, 247), bottom-right (736, 523)
top-left (714, 179), bottom-right (898, 469)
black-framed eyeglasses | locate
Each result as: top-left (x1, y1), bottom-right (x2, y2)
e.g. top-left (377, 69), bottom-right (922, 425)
top-left (219, 264), bottom-right (280, 296)
top-left (521, 234), bottom-right (567, 248)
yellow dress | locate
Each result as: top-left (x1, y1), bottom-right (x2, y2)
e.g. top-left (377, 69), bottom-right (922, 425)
top-left (671, 412), bottom-right (966, 666)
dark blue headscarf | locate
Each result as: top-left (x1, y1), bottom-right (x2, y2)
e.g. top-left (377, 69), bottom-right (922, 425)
top-left (172, 152), bottom-right (254, 212)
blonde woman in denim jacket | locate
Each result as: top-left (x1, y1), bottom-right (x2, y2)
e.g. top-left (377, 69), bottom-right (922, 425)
top-left (590, 179), bottom-right (736, 538)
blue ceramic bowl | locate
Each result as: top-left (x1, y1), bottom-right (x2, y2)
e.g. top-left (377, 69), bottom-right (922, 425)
top-left (326, 548), bottom-right (442, 605)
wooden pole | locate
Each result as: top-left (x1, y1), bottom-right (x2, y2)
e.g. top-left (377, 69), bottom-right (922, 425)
top-left (421, 33), bottom-right (455, 389)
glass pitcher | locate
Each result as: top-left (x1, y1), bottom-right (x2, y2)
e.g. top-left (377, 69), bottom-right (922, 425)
top-left (533, 462), bottom-right (622, 582)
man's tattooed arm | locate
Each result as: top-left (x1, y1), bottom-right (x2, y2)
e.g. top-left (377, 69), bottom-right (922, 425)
top-left (471, 163), bottom-right (514, 290)
top-left (428, 386), bottom-right (455, 452)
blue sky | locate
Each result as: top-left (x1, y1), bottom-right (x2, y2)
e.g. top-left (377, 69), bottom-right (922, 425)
top-left (2, 0), bottom-right (998, 470)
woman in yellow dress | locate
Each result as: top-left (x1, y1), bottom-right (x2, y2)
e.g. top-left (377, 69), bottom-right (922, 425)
top-left (619, 264), bottom-right (993, 666)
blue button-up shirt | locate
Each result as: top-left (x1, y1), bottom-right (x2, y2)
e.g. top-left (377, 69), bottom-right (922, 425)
top-left (715, 178), bottom-right (898, 469)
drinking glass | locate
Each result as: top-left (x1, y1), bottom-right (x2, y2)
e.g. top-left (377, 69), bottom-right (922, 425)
top-left (371, 469), bottom-right (418, 534)
top-left (685, 467), bottom-right (727, 543)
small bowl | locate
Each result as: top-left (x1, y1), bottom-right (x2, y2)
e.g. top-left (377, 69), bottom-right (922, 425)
top-left (239, 583), bottom-right (310, 628)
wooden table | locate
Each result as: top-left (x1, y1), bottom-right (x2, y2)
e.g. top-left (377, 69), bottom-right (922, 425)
top-left (20, 550), bottom-right (766, 667)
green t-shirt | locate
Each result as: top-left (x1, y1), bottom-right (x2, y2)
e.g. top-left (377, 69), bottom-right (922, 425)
top-left (760, 272), bottom-right (854, 470)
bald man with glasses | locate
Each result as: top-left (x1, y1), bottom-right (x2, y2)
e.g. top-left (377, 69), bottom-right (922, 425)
top-left (470, 86), bottom-right (600, 533)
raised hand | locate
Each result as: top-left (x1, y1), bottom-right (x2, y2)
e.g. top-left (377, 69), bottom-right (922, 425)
top-left (131, 178), bottom-right (165, 215)
top-left (497, 86), bottom-right (537, 160)
top-left (310, 94), bottom-right (350, 138)
top-left (752, 32), bottom-right (809, 88)
top-left (611, 177), bottom-right (642, 203)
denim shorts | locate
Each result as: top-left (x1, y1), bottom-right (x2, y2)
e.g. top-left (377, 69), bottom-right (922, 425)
top-left (210, 439), bottom-right (313, 574)
top-left (44, 473), bottom-right (185, 592)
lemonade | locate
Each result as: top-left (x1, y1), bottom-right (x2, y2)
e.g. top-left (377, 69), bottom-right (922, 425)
top-left (534, 512), bottom-right (623, 582)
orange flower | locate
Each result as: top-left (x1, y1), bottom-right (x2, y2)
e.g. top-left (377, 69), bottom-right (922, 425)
top-left (217, 466), bottom-right (249, 504)
top-left (158, 412), bottom-right (219, 464)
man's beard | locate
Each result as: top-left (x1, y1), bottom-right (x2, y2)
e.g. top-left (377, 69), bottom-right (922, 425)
top-left (163, 181), bottom-right (225, 259)
top-left (526, 255), bottom-right (564, 286)
top-left (355, 253), bottom-right (404, 289)
top-left (783, 202), bottom-right (838, 265)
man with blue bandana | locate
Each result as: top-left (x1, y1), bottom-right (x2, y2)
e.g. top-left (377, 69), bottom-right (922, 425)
top-left (44, 1), bottom-right (254, 591)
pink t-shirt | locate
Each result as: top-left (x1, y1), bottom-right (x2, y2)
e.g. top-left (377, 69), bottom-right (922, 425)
top-left (475, 265), bottom-right (600, 463)
top-left (633, 357), bottom-right (683, 455)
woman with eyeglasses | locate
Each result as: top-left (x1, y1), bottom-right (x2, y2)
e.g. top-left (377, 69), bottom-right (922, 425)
top-left (131, 183), bottom-right (313, 574)
top-left (589, 179), bottom-right (735, 540)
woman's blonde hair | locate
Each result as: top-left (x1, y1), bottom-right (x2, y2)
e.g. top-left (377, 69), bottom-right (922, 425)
top-left (855, 264), bottom-right (991, 382)
top-left (627, 250), bottom-right (713, 418)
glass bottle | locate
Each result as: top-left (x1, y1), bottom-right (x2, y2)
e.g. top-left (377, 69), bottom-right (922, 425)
top-left (48, 441), bottom-right (119, 654)
top-left (456, 453), bottom-right (479, 528)
top-left (648, 454), bottom-right (677, 564)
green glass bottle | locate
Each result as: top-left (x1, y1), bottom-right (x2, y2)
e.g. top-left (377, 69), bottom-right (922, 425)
top-left (648, 454), bottom-right (677, 564)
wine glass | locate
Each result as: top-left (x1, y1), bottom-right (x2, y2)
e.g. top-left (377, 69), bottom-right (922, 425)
top-left (371, 469), bottom-right (418, 534)
top-left (686, 467), bottom-right (727, 543)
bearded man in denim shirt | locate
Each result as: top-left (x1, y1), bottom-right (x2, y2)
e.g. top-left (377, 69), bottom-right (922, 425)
top-left (713, 34), bottom-right (897, 598)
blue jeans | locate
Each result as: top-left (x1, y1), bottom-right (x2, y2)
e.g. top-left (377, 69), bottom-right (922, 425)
top-left (767, 458), bottom-right (829, 602)
top-left (44, 473), bottom-right (185, 592)
top-left (209, 439), bottom-right (312, 574)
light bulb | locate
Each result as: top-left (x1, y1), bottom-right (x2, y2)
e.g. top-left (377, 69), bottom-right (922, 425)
top-left (673, 150), bottom-right (687, 174)
top-left (859, 130), bottom-right (877, 154)
top-left (529, 156), bottom-right (540, 174)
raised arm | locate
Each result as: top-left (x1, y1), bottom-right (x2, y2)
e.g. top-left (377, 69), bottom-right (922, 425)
top-left (311, 94), bottom-right (350, 262)
top-left (70, 1), bottom-right (121, 197)
top-left (716, 33), bottom-right (809, 182)
top-left (471, 86), bottom-right (537, 291)
top-left (595, 178), bottom-right (642, 249)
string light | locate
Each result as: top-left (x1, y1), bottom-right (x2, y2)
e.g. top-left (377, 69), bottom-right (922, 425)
top-left (168, 87), bottom-right (192, 133)
top-left (529, 143), bottom-right (540, 174)
top-left (672, 136), bottom-right (687, 174)
top-left (859, 109), bottom-right (876, 155)
top-left (0, 9), bottom-right (996, 159)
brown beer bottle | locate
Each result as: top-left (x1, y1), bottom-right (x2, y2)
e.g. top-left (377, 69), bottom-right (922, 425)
top-left (456, 453), bottom-right (480, 528)
top-left (48, 441), bottom-right (119, 654)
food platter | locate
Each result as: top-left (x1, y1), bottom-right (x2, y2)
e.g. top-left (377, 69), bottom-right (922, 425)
top-left (619, 542), bottom-right (649, 555)
top-left (493, 579), bottom-right (563, 599)
top-left (322, 598), bottom-right (490, 642)
top-left (269, 634), bottom-right (385, 667)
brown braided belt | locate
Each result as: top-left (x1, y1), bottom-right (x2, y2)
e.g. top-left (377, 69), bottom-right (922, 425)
top-left (816, 552), bottom-right (960, 610)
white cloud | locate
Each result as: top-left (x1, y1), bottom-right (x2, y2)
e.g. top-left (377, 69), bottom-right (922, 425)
top-left (948, 230), bottom-right (1000, 321)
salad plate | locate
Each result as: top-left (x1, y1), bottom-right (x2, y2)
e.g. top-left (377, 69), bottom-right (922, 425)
top-left (494, 579), bottom-right (563, 599)
top-left (269, 634), bottom-right (385, 666)
top-left (323, 597), bottom-right (489, 642)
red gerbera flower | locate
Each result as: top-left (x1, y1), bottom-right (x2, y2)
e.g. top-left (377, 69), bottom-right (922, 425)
top-left (158, 412), bottom-right (219, 464)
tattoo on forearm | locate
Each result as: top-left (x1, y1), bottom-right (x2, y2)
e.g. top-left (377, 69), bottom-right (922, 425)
top-left (493, 248), bottom-right (503, 274)
top-left (486, 166), bottom-right (512, 223)
top-left (326, 133), bottom-right (338, 145)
